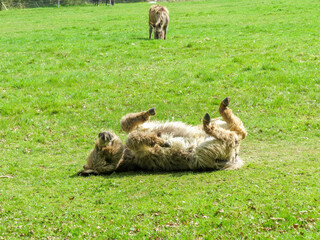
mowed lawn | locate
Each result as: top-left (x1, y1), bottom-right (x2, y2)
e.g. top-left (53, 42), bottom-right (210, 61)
top-left (0, 0), bottom-right (319, 238)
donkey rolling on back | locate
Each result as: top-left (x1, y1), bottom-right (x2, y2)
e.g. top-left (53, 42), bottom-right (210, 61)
top-left (78, 97), bottom-right (247, 176)
top-left (149, 5), bottom-right (169, 40)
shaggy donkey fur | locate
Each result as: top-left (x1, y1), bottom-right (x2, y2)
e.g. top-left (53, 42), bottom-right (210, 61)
top-left (78, 97), bottom-right (247, 176)
top-left (149, 5), bottom-right (169, 40)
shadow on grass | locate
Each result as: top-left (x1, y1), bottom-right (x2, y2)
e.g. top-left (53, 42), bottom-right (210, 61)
top-left (70, 169), bottom-right (219, 179)
top-left (131, 37), bottom-right (150, 41)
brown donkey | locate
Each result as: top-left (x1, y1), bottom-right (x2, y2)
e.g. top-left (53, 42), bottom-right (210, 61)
top-left (149, 5), bottom-right (169, 40)
top-left (79, 97), bottom-right (247, 176)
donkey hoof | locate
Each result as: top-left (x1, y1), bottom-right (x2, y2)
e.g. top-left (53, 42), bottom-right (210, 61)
top-left (162, 141), bottom-right (171, 148)
top-left (203, 113), bottom-right (211, 124)
top-left (148, 108), bottom-right (156, 116)
top-left (222, 97), bottom-right (230, 107)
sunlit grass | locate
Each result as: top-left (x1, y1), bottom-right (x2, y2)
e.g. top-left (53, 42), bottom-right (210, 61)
top-left (0, 0), bottom-right (319, 238)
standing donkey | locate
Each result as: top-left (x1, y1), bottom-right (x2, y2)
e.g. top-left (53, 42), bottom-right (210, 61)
top-left (149, 5), bottom-right (169, 40)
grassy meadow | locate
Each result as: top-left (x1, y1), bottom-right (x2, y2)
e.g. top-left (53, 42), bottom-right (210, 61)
top-left (0, 0), bottom-right (319, 238)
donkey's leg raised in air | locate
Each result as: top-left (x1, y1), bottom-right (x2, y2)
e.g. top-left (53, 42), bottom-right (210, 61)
top-left (201, 97), bottom-right (246, 169)
top-left (203, 112), bottom-right (239, 148)
top-left (120, 108), bottom-right (156, 133)
top-left (218, 97), bottom-right (247, 140)
top-left (203, 97), bottom-right (246, 147)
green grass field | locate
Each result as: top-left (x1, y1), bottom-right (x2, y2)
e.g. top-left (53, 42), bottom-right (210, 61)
top-left (0, 0), bottom-right (319, 238)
